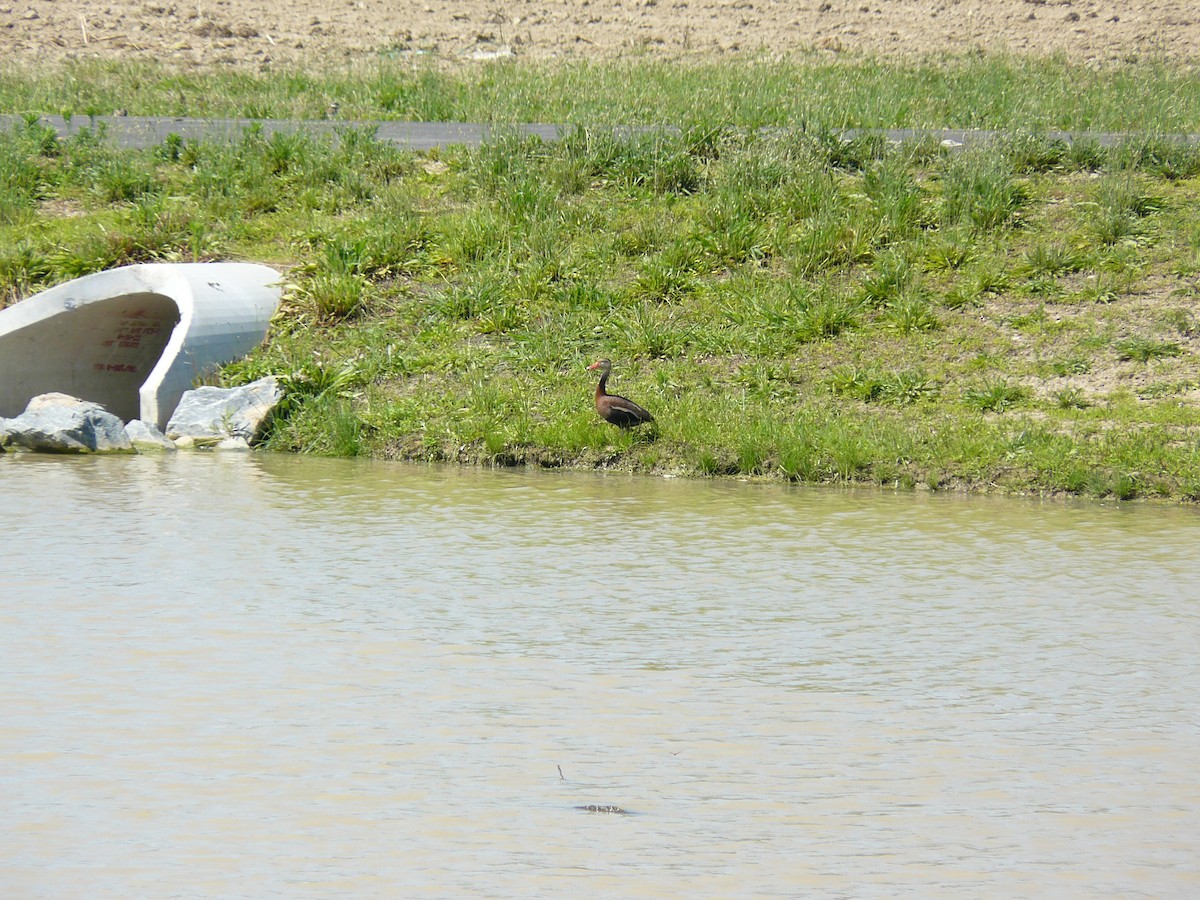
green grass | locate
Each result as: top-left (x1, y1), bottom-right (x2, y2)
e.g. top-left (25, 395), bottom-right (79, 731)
top-left (4, 56), bottom-right (1200, 501)
top-left (1115, 336), bottom-right (1183, 362)
top-left (7, 54), bottom-right (1200, 133)
top-left (962, 378), bottom-right (1029, 413)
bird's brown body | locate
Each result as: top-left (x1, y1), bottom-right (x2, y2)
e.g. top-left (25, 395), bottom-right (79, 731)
top-left (588, 358), bottom-right (654, 428)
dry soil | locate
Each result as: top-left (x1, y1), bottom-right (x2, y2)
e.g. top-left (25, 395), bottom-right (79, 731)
top-left (1, 0), bottom-right (1198, 70)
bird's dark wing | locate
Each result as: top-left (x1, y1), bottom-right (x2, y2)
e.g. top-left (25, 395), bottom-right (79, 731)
top-left (602, 395), bottom-right (654, 427)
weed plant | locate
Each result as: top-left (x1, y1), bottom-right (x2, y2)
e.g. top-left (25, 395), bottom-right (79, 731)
top-left (5, 59), bottom-right (1200, 500)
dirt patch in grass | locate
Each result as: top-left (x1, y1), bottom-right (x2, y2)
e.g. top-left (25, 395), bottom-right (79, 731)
top-left (1, 0), bottom-right (1197, 70)
top-left (37, 197), bottom-right (87, 218)
top-left (983, 280), bottom-right (1200, 404)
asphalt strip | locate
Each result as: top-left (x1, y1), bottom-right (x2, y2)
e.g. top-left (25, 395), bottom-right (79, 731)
top-left (2, 114), bottom-right (1198, 151)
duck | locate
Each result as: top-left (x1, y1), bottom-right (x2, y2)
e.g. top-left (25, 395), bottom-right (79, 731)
top-left (587, 358), bottom-right (654, 428)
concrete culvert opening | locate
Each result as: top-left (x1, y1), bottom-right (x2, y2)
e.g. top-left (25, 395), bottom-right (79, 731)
top-left (0, 292), bottom-right (180, 423)
top-left (0, 263), bottom-right (282, 428)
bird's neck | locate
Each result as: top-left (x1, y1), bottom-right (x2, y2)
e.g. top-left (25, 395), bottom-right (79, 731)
top-left (595, 370), bottom-right (609, 398)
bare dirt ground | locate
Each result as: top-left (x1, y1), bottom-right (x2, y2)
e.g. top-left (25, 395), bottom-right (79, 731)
top-left (1, 0), bottom-right (1198, 70)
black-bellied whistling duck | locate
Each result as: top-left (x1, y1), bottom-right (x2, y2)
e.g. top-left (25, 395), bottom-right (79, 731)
top-left (588, 358), bottom-right (654, 428)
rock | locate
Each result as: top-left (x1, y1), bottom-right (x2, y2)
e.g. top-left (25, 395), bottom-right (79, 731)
top-left (2, 393), bottom-right (134, 453)
top-left (470, 44), bottom-right (515, 60)
top-left (125, 419), bottom-right (178, 452)
top-left (216, 436), bottom-right (252, 451)
top-left (165, 376), bottom-right (282, 445)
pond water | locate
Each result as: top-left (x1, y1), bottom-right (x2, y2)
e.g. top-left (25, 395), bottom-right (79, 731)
top-left (2, 453), bottom-right (1198, 898)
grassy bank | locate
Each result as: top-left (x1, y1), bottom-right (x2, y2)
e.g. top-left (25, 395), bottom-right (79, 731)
top-left (3, 57), bottom-right (1200, 500)
top-left (3, 54), bottom-right (1200, 133)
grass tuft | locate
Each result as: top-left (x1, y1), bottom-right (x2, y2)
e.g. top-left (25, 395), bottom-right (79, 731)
top-left (939, 147), bottom-right (1027, 231)
top-left (963, 379), bottom-right (1029, 413)
top-left (1115, 336), bottom-right (1183, 362)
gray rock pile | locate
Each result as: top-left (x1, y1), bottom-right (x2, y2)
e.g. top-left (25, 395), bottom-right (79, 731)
top-left (1, 377), bottom-right (283, 454)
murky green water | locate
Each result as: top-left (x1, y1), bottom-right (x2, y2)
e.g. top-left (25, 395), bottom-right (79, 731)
top-left (2, 453), bottom-right (1198, 897)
